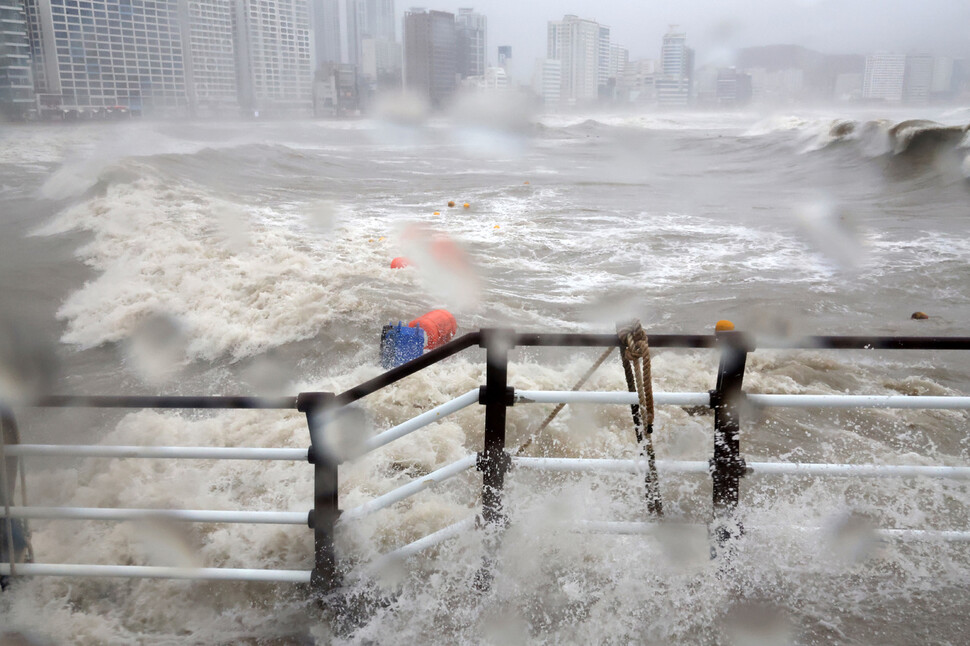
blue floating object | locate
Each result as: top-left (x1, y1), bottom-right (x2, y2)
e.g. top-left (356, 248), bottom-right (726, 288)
top-left (380, 322), bottom-right (425, 369)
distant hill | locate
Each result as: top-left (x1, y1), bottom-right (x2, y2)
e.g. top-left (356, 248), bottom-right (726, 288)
top-left (737, 45), bottom-right (825, 72)
top-left (737, 45), bottom-right (865, 96)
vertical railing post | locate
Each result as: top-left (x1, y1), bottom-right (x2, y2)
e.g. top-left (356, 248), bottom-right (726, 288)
top-left (475, 328), bottom-right (514, 590)
top-left (1, 407), bottom-right (24, 589)
top-left (709, 331), bottom-right (750, 548)
top-left (298, 391), bottom-right (340, 594)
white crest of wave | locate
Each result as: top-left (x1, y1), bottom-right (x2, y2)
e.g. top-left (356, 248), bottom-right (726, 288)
top-left (35, 178), bottom-right (381, 360)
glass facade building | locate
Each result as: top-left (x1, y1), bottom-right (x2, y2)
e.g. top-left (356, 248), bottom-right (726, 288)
top-left (0, 0), bottom-right (35, 118)
top-left (26, 0), bottom-right (188, 113)
top-left (234, 0), bottom-right (312, 114)
top-left (20, 0), bottom-right (311, 117)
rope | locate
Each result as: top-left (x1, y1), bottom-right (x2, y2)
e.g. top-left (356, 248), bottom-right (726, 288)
top-left (618, 321), bottom-right (663, 517)
top-left (515, 347), bottom-right (615, 455)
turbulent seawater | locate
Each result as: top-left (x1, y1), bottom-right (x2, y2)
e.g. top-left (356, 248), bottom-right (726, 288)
top-left (1, 104), bottom-right (969, 644)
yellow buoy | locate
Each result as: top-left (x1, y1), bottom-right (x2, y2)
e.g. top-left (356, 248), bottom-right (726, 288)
top-left (714, 320), bottom-right (735, 332)
top-left (433, 211), bottom-right (440, 215)
top-left (911, 311), bottom-right (929, 320)
top-left (448, 200), bottom-right (456, 207)
top-left (463, 202), bottom-right (470, 209)
top-left (494, 225), bottom-right (500, 229)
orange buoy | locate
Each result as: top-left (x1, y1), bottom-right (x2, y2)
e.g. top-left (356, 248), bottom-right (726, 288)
top-left (715, 320), bottom-right (735, 332)
top-left (448, 200), bottom-right (456, 207)
top-left (523, 181), bottom-right (530, 185)
top-left (390, 257), bottom-right (412, 269)
top-left (409, 309), bottom-right (457, 350)
top-left (463, 202), bottom-right (470, 209)
top-left (433, 211), bottom-right (440, 215)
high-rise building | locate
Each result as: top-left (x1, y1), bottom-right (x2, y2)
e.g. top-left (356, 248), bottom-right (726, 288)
top-left (547, 14), bottom-right (609, 104)
top-left (403, 8), bottom-right (456, 107)
top-left (597, 25), bottom-right (610, 88)
top-left (456, 7), bottom-right (485, 79)
top-left (609, 44), bottom-right (628, 80)
top-left (533, 57), bottom-right (560, 107)
top-left (862, 53), bottom-right (905, 102)
top-left (359, 0), bottom-right (394, 41)
top-left (20, 0), bottom-right (312, 117)
top-left (345, 0), bottom-right (394, 68)
top-left (360, 36), bottom-right (400, 82)
top-left (311, 0), bottom-right (342, 67)
top-left (715, 67), bottom-right (752, 106)
top-left (903, 53), bottom-right (934, 104)
top-left (25, 0), bottom-right (190, 114)
top-left (233, 0), bottom-right (313, 114)
top-left (183, 0), bottom-right (238, 115)
top-left (931, 57), bottom-right (953, 96)
top-left (0, 0), bottom-right (34, 119)
top-left (618, 58), bottom-right (657, 104)
top-left (657, 27), bottom-right (691, 106)
top-left (497, 45), bottom-right (511, 70)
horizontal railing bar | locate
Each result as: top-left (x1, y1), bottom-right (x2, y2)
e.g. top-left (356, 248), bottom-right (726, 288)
top-left (364, 389), bottom-right (481, 453)
top-left (511, 333), bottom-right (715, 348)
top-left (572, 521), bottom-right (970, 542)
top-left (30, 395), bottom-right (298, 409)
top-left (515, 457), bottom-right (709, 474)
top-left (334, 332), bottom-right (481, 407)
top-left (514, 391), bottom-right (710, 406)
top-left (748, 394), bottom-right (970, 409)
top-left (747, 462), bottom-right (970, 478)
top-left (341, 455), bottom-right (478, 521)
top-left (370, 516), bottom-right (477, 570)
top-left (5, 507), bottom-right (308, 524)
top-left (4, 445), bottom-right (308, 460)
top-left (19, 335), bottom-right (970, 413)
top-left (513, 457), bottom-right (970, 479)
top-left (0, 563), bottom-right (312, 582)
top-left (509, 332), bottom-right (970, 351)
top-left (512, 391), bottom-right (970, 410)
top-left (780, 336), bottom-right (970, 351)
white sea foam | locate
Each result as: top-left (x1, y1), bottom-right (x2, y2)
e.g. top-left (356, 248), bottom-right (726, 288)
top-left (35, 177), bottom-right (400, 361)
top-left (3, 117), bottom-right (969, 644)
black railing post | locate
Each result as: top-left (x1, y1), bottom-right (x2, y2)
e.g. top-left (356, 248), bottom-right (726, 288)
top-left (709, 331), bottom-right (750, 548)
top-left (475, 328), bottom-right (514, 590)
top-left (298, 391), bottom-right (340, 594)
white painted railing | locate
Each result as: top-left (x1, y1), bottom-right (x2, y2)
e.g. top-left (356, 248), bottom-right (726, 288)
top-left (513, 390), bottom-right (970, 410)
top-left (0, 563), bottom-right (311, 582)
top-left (6, 386), bottom-right (970, 583)
top-left (513, 458), bottom-right (970, 479)
top-left (4, 445), bottom-right (307, 460)
top-left (5, 507), bottom-right (307, 524)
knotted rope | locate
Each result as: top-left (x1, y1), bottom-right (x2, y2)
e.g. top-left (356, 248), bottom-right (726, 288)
top-left (618, 321), bottom-right (663, 517)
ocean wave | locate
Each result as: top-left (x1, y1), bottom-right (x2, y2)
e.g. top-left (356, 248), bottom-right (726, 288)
top-left (33, 178), bottom-right (396, 362)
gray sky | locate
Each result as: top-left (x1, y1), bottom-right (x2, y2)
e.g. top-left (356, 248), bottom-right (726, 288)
top-left (401, 0), bottom-right (970, 81)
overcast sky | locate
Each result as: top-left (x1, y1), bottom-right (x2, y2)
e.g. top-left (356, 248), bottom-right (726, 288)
top-left (399, 0), bottom-right (970, 81)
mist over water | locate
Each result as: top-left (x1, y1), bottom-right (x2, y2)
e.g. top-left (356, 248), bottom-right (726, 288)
top-left (1, 105), bottom-right (969, 644)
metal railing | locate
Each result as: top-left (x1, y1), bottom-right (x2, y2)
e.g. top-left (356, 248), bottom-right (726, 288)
top-left (2, 330), bottom-right (970, 592)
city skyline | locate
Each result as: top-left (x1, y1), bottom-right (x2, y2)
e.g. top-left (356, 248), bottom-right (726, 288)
top-left (410, 0), bottom-right (970, 83)
top-left (2, 0), bottom-right (968, 120)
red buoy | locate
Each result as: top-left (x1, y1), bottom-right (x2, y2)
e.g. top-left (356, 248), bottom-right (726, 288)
top-left (409, 309), bottom-right (457, 349)
top-left (390, 257), bottom-right (412, 269)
